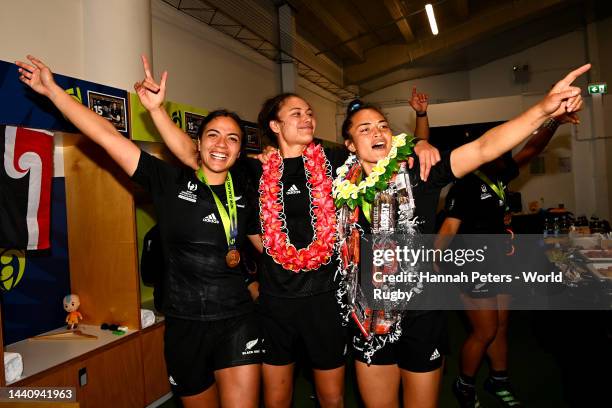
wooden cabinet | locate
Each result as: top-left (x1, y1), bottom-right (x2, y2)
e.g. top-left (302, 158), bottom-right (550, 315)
top-left (140, 322), bottom-right (170, 406)
top-left (78, 336), bottom-right (144, 408)
top-left (16, 334), bottom-right (145, 408)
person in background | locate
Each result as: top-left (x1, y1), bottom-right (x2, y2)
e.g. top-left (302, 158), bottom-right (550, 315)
top-left (438, 111), bottom-right (579, 408)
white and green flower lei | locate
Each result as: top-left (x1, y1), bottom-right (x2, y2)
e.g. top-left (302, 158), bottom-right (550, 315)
top-left (332, 133), bottom-right (415, 209)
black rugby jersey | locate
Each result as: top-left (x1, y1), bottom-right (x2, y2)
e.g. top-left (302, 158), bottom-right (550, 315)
top-left (445, 156), bottom-right (519, 234)
top-left (357, 151), bottom-right (457, 234)
top-left (132, 151), bottom-right (258, 321)
top-left (246, 146), bottom-right (348, 298)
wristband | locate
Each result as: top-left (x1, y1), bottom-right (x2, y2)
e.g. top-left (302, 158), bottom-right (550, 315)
top-left (416, 111), bottom-right (427, 117)
top-left (543, 117), bottom-right (560, 132)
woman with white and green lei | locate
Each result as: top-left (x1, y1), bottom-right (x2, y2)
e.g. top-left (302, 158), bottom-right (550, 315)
top-left (333, 64), bottom-right (588, 408)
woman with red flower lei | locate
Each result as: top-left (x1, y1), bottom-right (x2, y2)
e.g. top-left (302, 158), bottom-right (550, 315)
top-left (142, 82), bottom-right (438, 406)
top-left (250, 92), bottom-right (438, 408)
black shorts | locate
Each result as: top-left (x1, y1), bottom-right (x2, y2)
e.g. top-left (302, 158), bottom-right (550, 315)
top-left (258, 291), bottom-right (347, 369)
top-left (459, 278), bottom-right (504, 298)
top-left (453, 238), bottom-right (514, 298)
top-left (353, 311), bottom-right (448, 372)
top-left (164, 313), bottom-right (262, 397)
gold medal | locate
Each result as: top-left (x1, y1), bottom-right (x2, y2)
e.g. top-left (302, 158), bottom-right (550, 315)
top-left (226, 249), bottom-right (241, 268)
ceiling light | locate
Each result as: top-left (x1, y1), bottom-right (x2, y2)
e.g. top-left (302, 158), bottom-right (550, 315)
top-left (425, 4), bottom-right (438, 35)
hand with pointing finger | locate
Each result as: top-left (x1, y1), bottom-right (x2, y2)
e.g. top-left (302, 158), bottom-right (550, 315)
top-left (538, 64), bottom-right (590, 119)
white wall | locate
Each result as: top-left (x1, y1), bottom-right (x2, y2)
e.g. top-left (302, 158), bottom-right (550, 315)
top-left (382, 95), bottom-right (592, 215)
top-left (511, 96), bottom-right (578, 215)
top-left (364, 70), bottom-right (470, 105)
top-left (594, 18), bottom-right (612, 219)
top-left (0, 0), bottom-right (84, 78)
top-left (151, 0), bottom-right (277, 122)
top-left (469, 31), bottom-right (588, 99)
top-left (298, 78), bottom-right (341, 143)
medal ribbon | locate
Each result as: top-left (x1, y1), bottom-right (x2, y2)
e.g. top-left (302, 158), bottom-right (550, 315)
top-left (473, 170), bottom-right (506, 204)
top-left (196, 168), bottom-right (238, 249)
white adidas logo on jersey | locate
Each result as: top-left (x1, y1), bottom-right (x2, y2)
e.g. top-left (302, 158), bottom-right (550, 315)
top-left (286, 184), bottom-right (301, 195)
top-left (430, 348), bottom-right (441, 361)
top-left (202, 213), bottom-right (219, 224)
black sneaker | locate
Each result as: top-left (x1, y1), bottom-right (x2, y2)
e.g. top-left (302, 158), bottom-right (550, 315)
top-left (452, 377), bottom-right (482, 408)
top-left (484, 377), bottom-right (522, 407)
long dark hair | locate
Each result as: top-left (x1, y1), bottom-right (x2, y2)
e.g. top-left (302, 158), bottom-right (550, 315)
top-left (341, 99), bottom-right (386, 140)
top-left (196, 109), bottom-right (246, 149)
top-left (257, 93), bottom-right (300, 143)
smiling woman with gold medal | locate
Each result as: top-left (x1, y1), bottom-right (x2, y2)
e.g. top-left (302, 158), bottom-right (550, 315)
top-left (16, 55), bottom-right (263, 408)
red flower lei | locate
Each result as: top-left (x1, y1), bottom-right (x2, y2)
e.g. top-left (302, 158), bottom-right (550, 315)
top-left (259, 143), bottom-right (337, 272)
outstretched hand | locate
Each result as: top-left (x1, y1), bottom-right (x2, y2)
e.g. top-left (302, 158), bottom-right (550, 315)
top-left (539, 64), bottom-right (590, 118)
top-left (413, 139), bottom-right (441, 181)
top-left (134, 55), bottom-right (167, 111)
top-left (16, 55), bottom-right (59, 98)
top-left (409, 86), bottom-right (428, 113)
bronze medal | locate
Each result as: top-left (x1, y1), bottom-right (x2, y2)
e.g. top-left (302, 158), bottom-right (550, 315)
top-left (226, 249), bottom-right (241, 268)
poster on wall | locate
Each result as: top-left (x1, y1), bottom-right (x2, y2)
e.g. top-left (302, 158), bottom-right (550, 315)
top-left (244, 123), bottom-right (261, 152)
top-left (87, 91), bottom-right (128, 133)
top-left (185, 111), bottom-right (206, 139)
top-left (0, 59), bottom-right (129, 137)
top-left (130, 92), bottom-right (208, 142)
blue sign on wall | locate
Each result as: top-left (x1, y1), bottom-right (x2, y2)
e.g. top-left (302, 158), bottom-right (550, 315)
top-left (0, 59), bottom-right (129, 137)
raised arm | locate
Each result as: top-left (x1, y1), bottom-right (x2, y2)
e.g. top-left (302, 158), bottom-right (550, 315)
top-left (512, 112), bottom-right (578, 167)
top-left (134, 55), bottom-right (199, 170)
top-left (410, 87), bottom-right (440, 181)
top-left (16, 55), bottom-right (140, 176)
top-left (410, 86), bottom-right (430, 140)
top-left (450, 64), bottom-right (589, 178)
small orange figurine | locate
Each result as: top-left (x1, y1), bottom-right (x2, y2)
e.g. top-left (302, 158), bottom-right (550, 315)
top-left (63, 294), bottom-right (82, 330)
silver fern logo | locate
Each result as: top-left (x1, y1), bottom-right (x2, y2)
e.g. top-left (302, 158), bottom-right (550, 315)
top-left (242, 338), bottom-right (261, 355)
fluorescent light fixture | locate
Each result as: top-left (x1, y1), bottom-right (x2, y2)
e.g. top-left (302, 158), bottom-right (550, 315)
top-left (425, 4), bottom-right (438, 35)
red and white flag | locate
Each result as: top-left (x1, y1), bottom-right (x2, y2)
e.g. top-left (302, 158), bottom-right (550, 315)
top-left (0, 125), bottom-right (54, 250)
